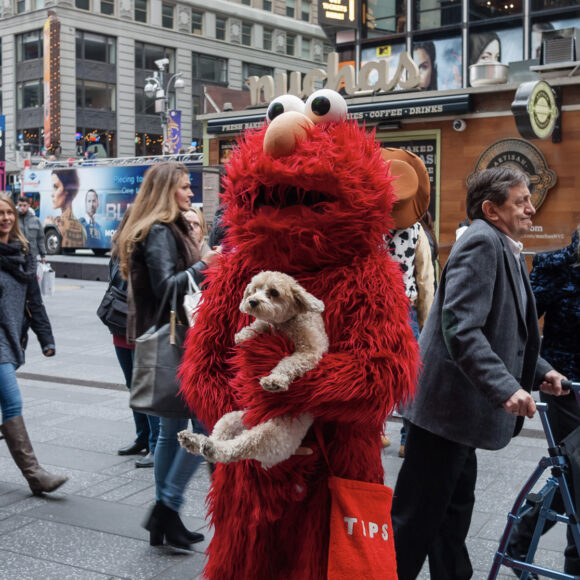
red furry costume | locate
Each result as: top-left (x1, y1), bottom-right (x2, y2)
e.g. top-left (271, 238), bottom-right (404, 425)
top-left (180, 98), bottom-right (419, 579)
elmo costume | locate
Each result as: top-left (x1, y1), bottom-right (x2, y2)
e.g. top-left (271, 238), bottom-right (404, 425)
top-left (180, 90), bottom-right (419, 579)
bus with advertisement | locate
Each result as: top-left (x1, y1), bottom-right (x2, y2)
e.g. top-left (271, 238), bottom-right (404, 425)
top-left (20, 154), bottom-right (206, 255)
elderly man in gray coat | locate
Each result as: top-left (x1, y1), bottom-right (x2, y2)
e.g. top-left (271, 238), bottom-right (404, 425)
top-left (392, 167), bottom-right (568, 580)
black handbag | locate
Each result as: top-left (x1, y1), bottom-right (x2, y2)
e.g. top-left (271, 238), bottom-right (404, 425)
top-left (97, 260), bottom-right (128, 336)
top-left (129, 282), bottom-right (191, 418)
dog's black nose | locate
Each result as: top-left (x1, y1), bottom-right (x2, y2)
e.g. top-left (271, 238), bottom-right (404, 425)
top-left (249, 299), bottom-right (259, 308)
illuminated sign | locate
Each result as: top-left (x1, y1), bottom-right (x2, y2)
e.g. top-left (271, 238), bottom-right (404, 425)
top-left (319, 0), bottom-right (357, 28)
top-left (43, 12), bottom-right (61, 153)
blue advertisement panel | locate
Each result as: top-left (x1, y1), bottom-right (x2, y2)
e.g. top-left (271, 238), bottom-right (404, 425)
top-left (22, 163), bottom-right (202, 251)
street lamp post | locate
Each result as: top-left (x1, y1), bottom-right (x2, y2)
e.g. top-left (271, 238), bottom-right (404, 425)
top-left (144, 58), bottom-right (185, 154)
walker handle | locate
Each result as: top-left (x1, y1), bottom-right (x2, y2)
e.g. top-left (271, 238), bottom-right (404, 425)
top-left (561, 380), bottom-right (580, 392)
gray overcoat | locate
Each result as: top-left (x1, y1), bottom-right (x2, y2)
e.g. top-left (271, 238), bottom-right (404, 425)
top-left (405, 218), bottom-right (552, 450)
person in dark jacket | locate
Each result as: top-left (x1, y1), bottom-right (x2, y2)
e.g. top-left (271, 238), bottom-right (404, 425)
top-left (17, 197), bottom-right (46, 262)
top-left (507, 226), bottom-right (580, 578)
top-left (101, 208), bottom-right (160, 466)
top-left (0, 193), bottom-right (67, 495)
top-left (117, 162), bottom-right (220, 550)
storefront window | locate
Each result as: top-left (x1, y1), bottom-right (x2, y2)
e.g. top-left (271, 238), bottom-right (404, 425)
top-left (17, 30), bottom-right (43, 62)
top-left (470, 0), bottom-right (522, 21)
top-left (412, 36), bottom-right (462, 90)
top-left (76, 128), bottom-right (116, 158)
top-left (76, 80), bottom-right (116, 111)
top-left (192, 53), bottom-right (228, 84)
top-left (76, 31), bottom-right (116, 64)
top-left (135, 43), bottom-right (175, 72)
top-left (531, 0), bottom-right (577, 9)
top-left (414, 0), bottom-right (461, 31)
top-left (469, 27), bottom-right (523, 66)
top-left (17, 80), bottom-right (43, 109)
top-left (135, 132), bottom-right (162, 156)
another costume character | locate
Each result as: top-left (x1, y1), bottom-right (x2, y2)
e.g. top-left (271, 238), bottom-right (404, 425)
top-left (179, 90), bottom-right (419, 579)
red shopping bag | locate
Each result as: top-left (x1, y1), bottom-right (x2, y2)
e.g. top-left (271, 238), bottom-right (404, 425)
top-left (327, 475), bottom-right (398, 580)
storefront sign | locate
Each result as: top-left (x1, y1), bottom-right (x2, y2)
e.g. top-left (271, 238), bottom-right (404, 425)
top-left (207, 95), bottom-right (470, 135)
top-left (246, 52), bottom-right (420, 105)
top-left (472, 138), bottom-right (557, 210)
top-left (511, 81), bottom-right (559, 140)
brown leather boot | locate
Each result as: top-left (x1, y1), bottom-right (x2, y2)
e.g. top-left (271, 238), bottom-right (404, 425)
top-left (0, 416), bottom-right (68, 495)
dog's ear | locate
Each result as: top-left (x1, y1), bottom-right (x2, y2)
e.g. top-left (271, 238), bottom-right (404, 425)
top-left (292, 283), bottom-right (325, 313)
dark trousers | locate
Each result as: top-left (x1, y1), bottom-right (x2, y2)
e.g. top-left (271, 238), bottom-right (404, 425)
top-left (114, 345), bottom-right (159, 451)
top-left (392, 422), bottom-right (477, 580)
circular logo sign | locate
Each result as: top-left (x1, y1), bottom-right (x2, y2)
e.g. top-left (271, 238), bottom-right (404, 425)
top-left (471, 138), bottom-right (557, 210)
top-left (512, 81), bottom-right (559, 140)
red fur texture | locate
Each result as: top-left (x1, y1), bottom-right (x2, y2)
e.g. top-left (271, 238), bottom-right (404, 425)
top-left (179, 119), bottom-right (420, 579)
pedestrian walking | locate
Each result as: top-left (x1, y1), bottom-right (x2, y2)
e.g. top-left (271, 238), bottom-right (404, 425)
top-left (0, 193), bottom-right (67, 495)
top-left (17, 196), bottom-right (46, 262)
top-left (117, 161), bottom-right (220, 549)
top-left (392, 167), bottom-right (568, 580)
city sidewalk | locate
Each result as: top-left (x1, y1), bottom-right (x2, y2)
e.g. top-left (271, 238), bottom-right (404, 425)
top-left (0, 279), bottom-right (569, 579)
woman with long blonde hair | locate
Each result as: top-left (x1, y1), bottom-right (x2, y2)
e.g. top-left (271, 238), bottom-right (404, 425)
top-left (0, 194), bottom-right (67, 495)
top-left (118, 162), bottom-right (219, 550)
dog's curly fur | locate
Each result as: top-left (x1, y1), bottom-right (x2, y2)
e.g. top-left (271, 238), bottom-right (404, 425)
top-left (179, 271), bottom-right (327, 468)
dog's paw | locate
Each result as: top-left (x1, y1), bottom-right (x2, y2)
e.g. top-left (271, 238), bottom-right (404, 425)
top-left (260, 373), bottom-right (290, 392)
top-left (234, 329), bottom-right (250, 344)
top-left (178, 431), bottom-right (206, 455)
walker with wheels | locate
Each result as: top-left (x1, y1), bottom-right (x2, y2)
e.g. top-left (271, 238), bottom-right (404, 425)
top-left (488, 380), bottom-right (580, 580)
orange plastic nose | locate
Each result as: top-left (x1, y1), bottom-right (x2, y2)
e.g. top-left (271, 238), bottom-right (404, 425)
top-left (263, 111), bottom-right (314, 158)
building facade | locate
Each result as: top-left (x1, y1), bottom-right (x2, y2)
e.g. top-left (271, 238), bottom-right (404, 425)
top-left (0, 0), bottom-right (330, 173)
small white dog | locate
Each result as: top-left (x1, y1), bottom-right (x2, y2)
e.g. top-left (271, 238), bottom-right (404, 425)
top-left (178, 271), bottom-right (328, 468)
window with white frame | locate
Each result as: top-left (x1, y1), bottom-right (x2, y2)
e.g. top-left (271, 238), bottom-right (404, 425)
top-left (135, 0), bottom-right (147, 22)
top-left (263, 28), bottom-right (273, 51)
top-left (101, 0), bottom-right (114, 15)
top-left (286, 0), bottom-right (295, 17)
top-left (263, 0), bottom-right (272, 10)
top-left (216, 16), bottom-right (227, 40)
top-left (162, 3), bottom-right (174, 28)
top-left (17, 80), bottom-right (43, 109)
top-left (287, 33), bottom-right (295, 55)
top-left (301, 0), bottom-right (311, 22)
top-left (242, 22), bottom-right (252, 46)
top-left (301, 37), bottom-right (310, 59)
top-left (192, 10), bottom-right (203, 34)
top-left (76, 0), bottom-right (90, 10)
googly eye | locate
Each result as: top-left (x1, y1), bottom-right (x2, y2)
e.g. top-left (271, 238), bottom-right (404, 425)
top-left (266, 95), bottom-right (305, 123)
top-left (304, 89), bottom-right (348, 124)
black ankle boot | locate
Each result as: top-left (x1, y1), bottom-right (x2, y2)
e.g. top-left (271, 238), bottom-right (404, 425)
top-left (174, 511), bottom-right (204, 544)
top-left (144, 501), bottom-right (194, 550)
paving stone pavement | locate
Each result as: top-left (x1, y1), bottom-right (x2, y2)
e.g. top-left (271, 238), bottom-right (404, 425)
top-left (0, 278), bottom-right (571, 579)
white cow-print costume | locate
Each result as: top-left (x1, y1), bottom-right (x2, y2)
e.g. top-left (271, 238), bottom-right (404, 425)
top-left (384, 222), bottom-right (421, 301)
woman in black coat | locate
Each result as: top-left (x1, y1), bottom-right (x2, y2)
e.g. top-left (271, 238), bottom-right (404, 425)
top-left (0, 194), bottom-right (67, 494)
top-left (117, 162), bottom-right (219, 550)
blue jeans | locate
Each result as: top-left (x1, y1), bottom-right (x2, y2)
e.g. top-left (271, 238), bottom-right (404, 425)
top-left (0, 363), bottom-right (23, 423)
top-left (154, 416), bottom-right (206, 512)
top-left (400, 305), bottom-right (421, 446)
top-left (114, 345), bottom-right (159, 452)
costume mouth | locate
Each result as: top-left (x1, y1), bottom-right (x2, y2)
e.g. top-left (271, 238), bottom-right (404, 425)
top-left (253, 186), bottom-right (332, 213)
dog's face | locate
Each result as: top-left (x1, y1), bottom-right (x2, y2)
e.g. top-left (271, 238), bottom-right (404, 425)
top-left (240, 271), bottom-right (324, 325)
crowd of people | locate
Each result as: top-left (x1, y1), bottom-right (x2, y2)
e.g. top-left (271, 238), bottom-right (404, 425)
top-left (0, 159), bottom-right (578, 577)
